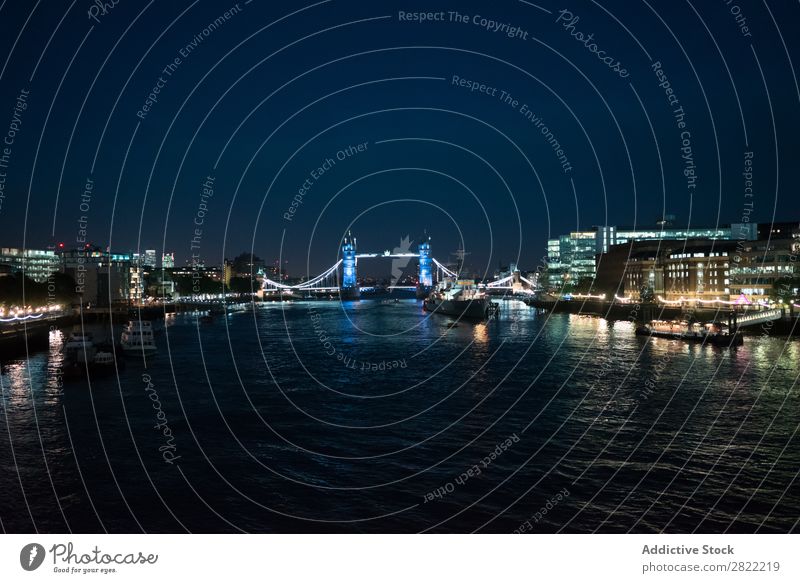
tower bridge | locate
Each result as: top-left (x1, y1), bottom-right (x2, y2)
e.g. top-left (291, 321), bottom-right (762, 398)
top-left (260, 233), bottom-right (533, 298)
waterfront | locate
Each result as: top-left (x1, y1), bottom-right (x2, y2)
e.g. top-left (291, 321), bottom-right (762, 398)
top-left (1, 300), bottom-right (798, 533)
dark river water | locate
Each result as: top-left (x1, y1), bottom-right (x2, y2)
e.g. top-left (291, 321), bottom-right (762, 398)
top-left (1, 299), bottom-right (798, 533)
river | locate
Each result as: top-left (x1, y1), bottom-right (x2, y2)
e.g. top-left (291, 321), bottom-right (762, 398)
top-left (1, 299), bottom-right (798, 532)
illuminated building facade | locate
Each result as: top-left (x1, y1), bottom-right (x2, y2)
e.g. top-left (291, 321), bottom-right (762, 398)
top-left (0, 247), bottom-right (61, 283)
top-left (143, 249), bottom-right (157, 268)
top-left (162, 252), bottom-right (175, 269)
top-left (729, 224), bottom-right (799, 302)
top-left (546, 222), bottom-right (758, 291)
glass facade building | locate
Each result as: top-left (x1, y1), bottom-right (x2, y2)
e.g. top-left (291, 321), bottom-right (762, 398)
top-left (143, 249), bottom-right (157, 268)
top-left (0, 247), bottom-right (61, 283)
top-left (546, 223), bottom-right (758, 290)
top-left (729, 226), bottom-right (799, 302)
top-left (162, 252), bottom-right (175, 269)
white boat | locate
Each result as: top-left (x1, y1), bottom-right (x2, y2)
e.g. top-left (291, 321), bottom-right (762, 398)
top-left (423, 279), bottom-right (496, 320)
top-left (91, 351), bottom-right (122, 375)
top-left (62, 330), bottom-right (96, 363)
top-left (93, 352), bottom-right (115, 365)
top-left (120, 320), bottom-right (158, 355)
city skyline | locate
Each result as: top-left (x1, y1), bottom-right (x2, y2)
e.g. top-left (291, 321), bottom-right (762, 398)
top-left (5, 211), bottom-right (795, 272)
top-left (1, 2), bottom-right (799, 277)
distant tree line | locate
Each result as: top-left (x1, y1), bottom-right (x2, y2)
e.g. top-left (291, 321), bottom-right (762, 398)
top-left (170, 275), bottom-right (259, 296)
top-left (770, 275), bottom-right (800, 303)
top-left (0, 272), bottom-right (76, 307)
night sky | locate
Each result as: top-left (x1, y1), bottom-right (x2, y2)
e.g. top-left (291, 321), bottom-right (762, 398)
top-left (0, 0), bottom-right (798, 278)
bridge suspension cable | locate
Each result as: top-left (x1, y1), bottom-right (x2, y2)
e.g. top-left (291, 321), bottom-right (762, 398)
top-left (431, 258), bottom-right (458, 278)
top-left (486, 274), bottom-right (514, 288)
top-left (262, 259), bottom-right (342, 291)
top-left (295, 260), bottom-right (343, 289)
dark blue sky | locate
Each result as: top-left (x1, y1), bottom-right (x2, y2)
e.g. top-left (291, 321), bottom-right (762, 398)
top-left (0, 0), bottom-right (798, 277)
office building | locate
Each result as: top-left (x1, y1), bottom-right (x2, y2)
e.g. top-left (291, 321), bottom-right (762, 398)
top-left (594, 239), bottom-right (737, 302)
top-left (162, 252), bottom-right (175, 269)
top-left (546, 222), bottom-right (758, 290)
top-left (594, 224), bottom-right (799, 304)
top-left (0, 247), bottom-right (62, 283)
top-left (729, 223), bottom-right (799, 302)
top-left (143, 249), bottom-right (158, 268)
top-left (130, 266), bottom-right (144, 304)
top-left (61, 248), bottom-right (131, 306)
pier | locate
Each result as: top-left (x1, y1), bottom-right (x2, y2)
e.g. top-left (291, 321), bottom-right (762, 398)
top-left (527, 298), bottom-right (798, 336)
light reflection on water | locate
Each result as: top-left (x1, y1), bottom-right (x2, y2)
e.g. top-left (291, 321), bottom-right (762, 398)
top-left (0, 302), bottom-right (797, 533)
top-left (47, 329), bottom-right (65, 395)
top-left (472, 323), bottom-right (489, 344)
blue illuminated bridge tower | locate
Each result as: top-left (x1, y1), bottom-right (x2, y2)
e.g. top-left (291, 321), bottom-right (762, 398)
top-left (416, 237), bottom-right (433, 298)
top-left (340, 232), bottom-right (360, 300)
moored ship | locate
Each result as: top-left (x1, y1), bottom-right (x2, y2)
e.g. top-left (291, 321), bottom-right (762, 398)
top-left (423, 279), bottom-right (497, 320)
top-left (635, 319), bottom-right (743, 346)
top-left (120, 320), bottom-right (158, 355)
top-left (62, 330), bottom-right (124, 381)
top-left (62, 330), bottom-right (97, 363)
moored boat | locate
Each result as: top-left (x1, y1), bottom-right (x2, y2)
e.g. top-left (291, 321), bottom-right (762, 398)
top-left (423, 279), bottom-right (496, 320)
top-left (120, 320), bottom-right (158, 355)
top-left (91, 351), bottom-right (122, 376)
top-left (635, 319), bottom-right (743, 346)
top-left (61, 332), bottom-right (125, 381)
top-left (62, 330), bottom-right (96, 363)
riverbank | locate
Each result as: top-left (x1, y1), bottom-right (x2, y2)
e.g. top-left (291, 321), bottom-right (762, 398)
top-left (527, 299), bottom-right (800, 337)
top-left (0, 299), bottom-right (256, 357)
